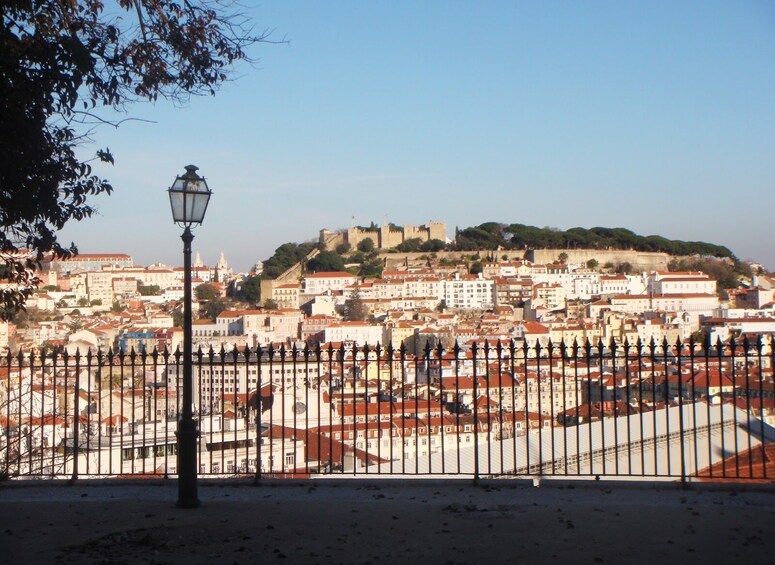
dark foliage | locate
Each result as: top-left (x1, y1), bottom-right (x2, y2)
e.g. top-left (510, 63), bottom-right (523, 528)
top-left (239, 274), bottom-right (262, 304)
top-left (262, 242), bottom-right (317, 279)
top-left (450, 222), bottom-right (734, 259)
top-left (195, 283), bottom-right (220, 301)
top-left (344, 285), bottom-right (368, 321)
top-left (0, 0), bottom-right (269, 318)
top-left (308, 250), bottom-right (345, 273)
top-left (357, 238), bottom-right (375, 253)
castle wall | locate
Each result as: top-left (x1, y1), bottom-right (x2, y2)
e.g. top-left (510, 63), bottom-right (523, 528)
top-left (428, 222), bottom-right (447, 242)
top-left (346, 227), bottom-right (379, 250)
top-left (526, 249), bottom-right (669, 271)
top-left (319, 229), bottom-right (346, 251)
top-left (380, 226), bottom-right (405, 249)
top-left (321, 222), bottom-right (448, 251)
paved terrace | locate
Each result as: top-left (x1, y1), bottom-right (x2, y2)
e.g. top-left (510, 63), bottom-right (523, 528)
top-left (1, 479), bottom-right (774, 564)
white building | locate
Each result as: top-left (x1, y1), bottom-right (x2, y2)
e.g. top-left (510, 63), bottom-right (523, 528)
top-left (304, 272), bottom-right (359, 296)
top-left (324, 322), bottom-right (385, 345)
top-left (443, 273), bottom-right (495, 310)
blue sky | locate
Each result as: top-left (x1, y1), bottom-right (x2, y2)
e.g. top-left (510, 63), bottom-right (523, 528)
top-left (62, 1), bottom-right (775, 271)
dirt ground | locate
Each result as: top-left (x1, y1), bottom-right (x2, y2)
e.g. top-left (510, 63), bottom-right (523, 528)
top-left (1, 480), bottom-right (774, 564)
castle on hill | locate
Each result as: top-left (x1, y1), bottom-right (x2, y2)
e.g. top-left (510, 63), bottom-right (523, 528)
top-left (320, 221), bottom-right (447, 251)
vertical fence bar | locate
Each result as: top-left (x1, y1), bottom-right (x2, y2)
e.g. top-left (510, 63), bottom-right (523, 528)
top-left (453, 341), bottom-right (461, 476)
top-left (338, 342), bottom-right (346, 475)
top-left (312, 342), bottom-right (321, 478)
top-left (482, 340), bottom-right (492, 476)
top-left (547, 339), bottom-right (555, 475)
top-left (57, 350), bottom-right (66, 478)
top-left (436, 341), bottom-right (445, 476)
top-left (495, 340), bottom-right (504, 476)
top-left (302, 343), bottom-right (311, 477)
top-left (535, 339), bottom-right (544, 476)
top-left (523, 338), bottom-right (531, 476)
top-left (2, 352), bottom-right (10, 477)
top-left (290, 343), bottom-right (298, 476)
top-left (675, 338), bottom-right (685, 484)
top-left (742, 336), bottom-right (753, 480)
top-left (635, 339), bottom-right (645, 477)
top-left (595, 339), bottom-right (606, 476)
top-left (622, 339), bottom-right (632, 476)
top-left (363, 342), bottom-right (370, 476)
top-left (71, 350), bottom-right (81, 481)
top-left (386, 343), bottom-right (395, 476)
top-left (161, 347), bottom-right (171, 479)
top-left (703, 337), bottom-right (712, 479)
top-left (662, 337), bottom-right (681, 477)
top-left (373, 342), bottom-right (381, 476)
top-left (583, 339), bottom-right (593, 476)
top-left (85, 348), bottom-right (94, 476)
top-left (254, 344), bottom-right (263, 484)
top-left (30, 349), bottom-right (42, 477)
top-left (571, 339), bottom-right (581, 476)
top-left (412, 342), bottom-right (419, 475)
top-left (730, 337), bottom-right (740, 478)
top-left (689, 337), bottom-right (698, 479)
top-left (610, 339), bottom-right (619, 476)
top-left (757, 336), bottom-right (766, 480)
top-left (428, 341), bottom-right (433, 475)
top-left (716, 338), bottom-right (726, 478)
top-left (471, 341), bottom-right (479, 483)
top-left (325, 343), bottom-right (334, 475)
top-left (233, 345), bottom-right (242, 476)
top-left (559, 341), bottom-right (568, 475)
top-left (44, 349), bottom-right (55, 476)
top-left (267, 343), bottom-right (276, 475)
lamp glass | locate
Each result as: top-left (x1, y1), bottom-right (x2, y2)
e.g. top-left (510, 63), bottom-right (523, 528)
top-left (168, 166), bottom-right (211, 225)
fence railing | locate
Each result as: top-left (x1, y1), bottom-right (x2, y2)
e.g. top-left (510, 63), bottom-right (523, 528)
top-left (2, 336), bottom-right (774, 482)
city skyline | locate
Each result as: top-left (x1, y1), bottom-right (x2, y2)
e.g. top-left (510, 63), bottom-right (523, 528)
top-left (58, 1), bottom-right (775, 271)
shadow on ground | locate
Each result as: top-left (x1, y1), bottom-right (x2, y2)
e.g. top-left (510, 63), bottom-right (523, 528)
top-left (1, 481), bottom-right (774, 564)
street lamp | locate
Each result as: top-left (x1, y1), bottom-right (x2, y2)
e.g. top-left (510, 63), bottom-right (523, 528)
top-left (168, 164), bottom-right (211, 508)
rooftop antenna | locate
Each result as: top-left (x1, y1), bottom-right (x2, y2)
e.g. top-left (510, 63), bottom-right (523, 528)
top-left (351, 215), bottom-right (355, 228)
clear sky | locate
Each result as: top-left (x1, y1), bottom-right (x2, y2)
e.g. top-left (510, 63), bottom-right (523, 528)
top-left (61, 1), bottom-right (775, 272)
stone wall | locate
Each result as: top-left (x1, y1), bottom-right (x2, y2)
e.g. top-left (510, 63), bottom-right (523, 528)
top-left (526, 249), bottom-right (669, 271)
top-left (320, 222), bottom-right (448, 251)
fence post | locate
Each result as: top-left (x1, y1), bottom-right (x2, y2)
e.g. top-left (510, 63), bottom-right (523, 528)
top-left (472, 341), bottom-right (479, 484)
top-left (676, 337), bottom-right (686, 486)
top-left (70, 349), bottom-right (81, 483)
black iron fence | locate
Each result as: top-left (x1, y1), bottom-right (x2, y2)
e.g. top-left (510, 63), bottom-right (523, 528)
top-left (2, 336), bottom-right (774, 482)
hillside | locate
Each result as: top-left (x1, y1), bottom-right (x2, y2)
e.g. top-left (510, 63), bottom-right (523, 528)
top-left (255, 223), bottom-right (746, 285)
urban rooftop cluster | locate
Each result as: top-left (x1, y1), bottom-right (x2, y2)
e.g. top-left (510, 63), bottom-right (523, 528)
top-left (2, 233), bottom-right (775, 480)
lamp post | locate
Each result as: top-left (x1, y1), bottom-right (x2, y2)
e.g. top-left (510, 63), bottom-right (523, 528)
top-left (168, 164), bottom-right (212, 508)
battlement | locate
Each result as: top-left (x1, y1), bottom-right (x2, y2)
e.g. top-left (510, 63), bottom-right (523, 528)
top-left (320, 222), bottom-right (447, 251)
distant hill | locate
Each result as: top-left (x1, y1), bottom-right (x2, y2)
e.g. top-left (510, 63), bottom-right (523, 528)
top-left (452, 223), bottom-right (735, 259)
top-left (257, 223), bottom-right (740, 284)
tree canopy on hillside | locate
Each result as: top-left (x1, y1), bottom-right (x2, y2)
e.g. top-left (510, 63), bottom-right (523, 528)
top-left (262, 242), bottom-right (317, 279)
top-left (239, 275), bottom-right (262, 304)
top-left (307, 250), bottom-right (345, 273)
top-left (449, 222), bottom-right (734, 259)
